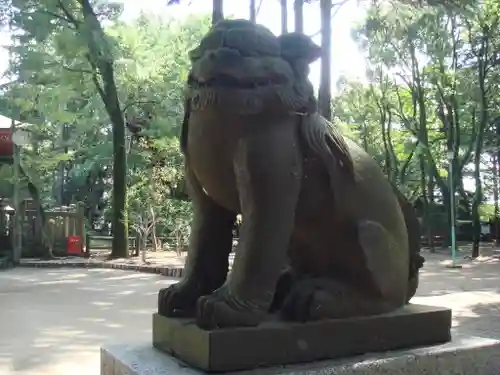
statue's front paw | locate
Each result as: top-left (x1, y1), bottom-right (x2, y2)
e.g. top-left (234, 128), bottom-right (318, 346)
top-left (158, 281), bottom-right (202, 318)
top-left (196, 289), bottom-right (267, 329)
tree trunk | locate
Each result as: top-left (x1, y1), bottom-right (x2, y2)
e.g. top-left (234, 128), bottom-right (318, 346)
top-left (318, 0), bottom-right (332, 120)
top-left (426, 174), bottom-right (435, 251)
top-left (471, 24), bottom-right (489, 259)
top-left (281, 0), bottom-right (288, 34)
top-left (109, 99), bottom-right (128, 259)
top-left (249, 0), bottom-right (256, 23)
top-left (377, 97), bottom-right (391, 176)
top-left (362, 120), bottom-right (369, 151)
top-left (212, 0), bottom-right (224, 25)
top-left (471, 141), bottom-right (483, 259)
top-left (81, 0), bottom-right (128, 258)
top-left (149, 204), bottom-right (158, 252)
top-left (134, 231), bottom-right (140, 257)
top-left (418, 156), bottom-right (433, 251)
top-left (294, 0), bottom-right (304, 33)
top-left (11, 117), bottom-right (22, 264)
top-left (141, 232), bottom-right (147, 263)
top-left (58, 123), bottom-right (68, 205)
top-left (407, 41), bottom-right (452, 245)
top-left (151, 223), bottom-right (158, 251)
top-left (495, 123), bottom-right (500, 244)
top-left (439, 182), bottom-right (455, 250)
top-left (493, 153), bottom-right (500, 244)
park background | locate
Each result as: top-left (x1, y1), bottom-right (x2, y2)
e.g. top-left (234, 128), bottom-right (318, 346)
top-left (0, 0), bottom-right (497, 264)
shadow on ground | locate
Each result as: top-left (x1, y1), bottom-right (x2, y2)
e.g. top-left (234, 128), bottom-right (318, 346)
top-left (0, 268), bottom-right (177, 375)
top-left (1, 248), bottom-right (500, 374)
top-left (412, 248), bottom-right (500, 339)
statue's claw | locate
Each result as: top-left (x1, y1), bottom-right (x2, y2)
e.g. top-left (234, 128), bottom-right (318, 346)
top-left (158, 281), bottom-right (202, 318)
top-left (196, 289), bottom-right (266, 329)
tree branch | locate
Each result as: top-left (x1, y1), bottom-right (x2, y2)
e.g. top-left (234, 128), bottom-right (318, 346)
top-left (56, 0), bottom-right (81, 27)
top-left (61, 65), bottom-right (95, 75)
top-left (460, 106), bottom-right (477, 172)
top-left (33, 10), bottom-right (76, 28)
top-left (0, 79), bottom-right (20, 90)
top-left (400, 141), bottom-right (418, 182)
top-left (393, 84), bottom-right (416, 133)
top-left (84, 53), bottom-right (105, 99)
top-left (308, 0), bottom-right (350, 38)
top-left (122, 100), bottom-right (160, 113)
top-left (256, 0), bottom-right (265, 17)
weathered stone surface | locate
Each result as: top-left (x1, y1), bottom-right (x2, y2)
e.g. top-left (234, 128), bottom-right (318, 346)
top-left (163, 19), bottom-right (425, 330)
top-left (152, 304), bottom-right (452, 372)
top-left (102, 333), bottom-right (500, 375)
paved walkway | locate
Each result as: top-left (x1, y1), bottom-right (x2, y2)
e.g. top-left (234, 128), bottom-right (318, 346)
top-left (413, 247), bottom-right (500, 340)
top-left (0, 268), bottom-right (178, 375)
top-left (1, 247), bottom-right (500, 375)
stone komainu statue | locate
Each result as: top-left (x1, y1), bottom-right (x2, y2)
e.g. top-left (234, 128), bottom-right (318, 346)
top-left (158, 19), bottom-right (424, 329)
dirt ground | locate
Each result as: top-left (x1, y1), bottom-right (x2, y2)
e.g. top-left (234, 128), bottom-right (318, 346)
top-left (2, 243), bottom-right (500, 375)
top-left (413, 243), bottom-right (500, 339)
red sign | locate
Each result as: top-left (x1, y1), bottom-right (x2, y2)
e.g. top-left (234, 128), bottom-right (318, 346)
top-left (0, 132), bottom-right (13, 157)
top-left (67, 236), bottom-right (83, 255)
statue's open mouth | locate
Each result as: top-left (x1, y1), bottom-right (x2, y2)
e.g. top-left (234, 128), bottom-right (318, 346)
top-left (188, 74), bottom-right (289, 90)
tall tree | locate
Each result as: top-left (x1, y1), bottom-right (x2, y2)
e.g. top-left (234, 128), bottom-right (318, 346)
top-left (0, 0), bottom-right (130, 258)
top-left (0, 9), bottom-right (210, 257)
top-left (213, 0), bottom-right (224, 24)
top-left (281, 0), bottom-right (288, 33)
top-left (79, 0), bottom-right (129, 258)
top-left (294, 0), bottom-right (304, 32)
top-left (318, 0), bottom-right (332, 120)
top-left (464, 2), bottom-right (500, 258)
top-left (250, 0), bottom-right (257, 23)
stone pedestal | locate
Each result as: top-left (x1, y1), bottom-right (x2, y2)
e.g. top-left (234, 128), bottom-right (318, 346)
top-left (101, 334), bottom-right (500, 375)
top-left (152, 304), bottom-right (451, 372)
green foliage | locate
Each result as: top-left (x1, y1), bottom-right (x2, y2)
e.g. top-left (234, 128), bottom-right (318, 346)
top-left (335, 1), bottom-right (500, 244)
top-left (1, 0), bottom-right (499, 252)
top-left (0, 1), bottom-right (211, 248)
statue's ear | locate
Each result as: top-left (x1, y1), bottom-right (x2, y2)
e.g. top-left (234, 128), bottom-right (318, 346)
top-left (278, 32), bottom-right (321, 64)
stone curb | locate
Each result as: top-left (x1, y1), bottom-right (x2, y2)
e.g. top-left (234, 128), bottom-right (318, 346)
top-left (18, 260), bottom-right (185, 277)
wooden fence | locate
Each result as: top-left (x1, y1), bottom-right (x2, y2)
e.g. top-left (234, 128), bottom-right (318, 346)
top-left (85, 235), bottom-right (174, 257)
top-left (85, 235), bottom-right (137, 257)
top-left (20, 199), bottom-right (85, 255)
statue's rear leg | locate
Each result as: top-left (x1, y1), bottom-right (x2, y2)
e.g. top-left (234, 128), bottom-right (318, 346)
top-left (280, 277), bottom-right (396, 321)
top-left (280, 220), bottom-right (409, 321)
top-left (392, 187), bottom-right (424, 302)
top-left (158, 166), bottom-right (236, 318)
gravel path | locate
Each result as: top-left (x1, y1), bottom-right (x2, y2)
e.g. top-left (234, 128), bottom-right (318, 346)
top-left (1, 246), bottom-right (500, 375)
top-left (413, 246), bottom-right (500, 340)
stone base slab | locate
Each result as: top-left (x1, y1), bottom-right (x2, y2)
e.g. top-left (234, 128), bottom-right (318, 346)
top-left (101, 334), bottom-right (500, 375)
top-left (152, 304), bottom-right (451, 372)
